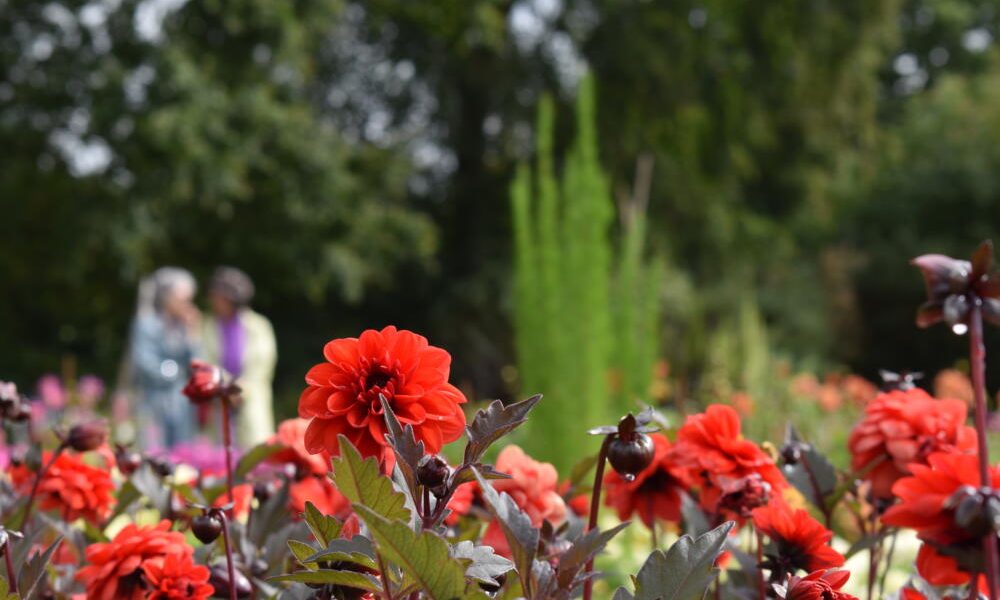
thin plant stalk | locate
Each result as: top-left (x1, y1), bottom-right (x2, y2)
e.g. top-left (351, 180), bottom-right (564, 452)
top-left (377, 553), bottom-right (394, 600)
top-left (220, 394), bottom-right (235, 511)
top-left (968, 304), bottom-right (1000, 600)
top-left (21, 444), bottom-right (65, 529)
top-left (218, 510), bottom-right (238, 600)
top-left (582, 436), bottom-right (613, 600)
top-left (754, 527), bottom-right (766, 600)
top-left (2, 541), bottom-right (17, 596)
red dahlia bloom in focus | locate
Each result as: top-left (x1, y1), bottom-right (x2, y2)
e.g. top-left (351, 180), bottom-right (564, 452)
top-left (482, 446), bottom-right (567, 557)
top-left (603, 433), bottom-right (686, 527)
top-left (9, 451), bottom-right (115, 524)
top-left (752, 500), bottom-right (845, 578)
top-left (268, 417), bottom-right (331, 476)
top-left (848, 387), bottom-right (977, 499)
top-left (141, 553), bottom-right (213, 600)
top-left (299, 326), bottom-right (467, 462)
top-left (76, 520), bottom-right (197, 600)
top-left (669, 404), bottom-right (787, 512)
top-left (289, 475), bottom-right (351, 519)
top-left (777, 569), bottom-right (858, 600)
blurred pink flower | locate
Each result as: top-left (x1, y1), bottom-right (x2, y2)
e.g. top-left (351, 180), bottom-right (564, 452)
top-left (36, 374), bottom-right (65, 409)
top-left (76, 375), bottom-right (105, 405)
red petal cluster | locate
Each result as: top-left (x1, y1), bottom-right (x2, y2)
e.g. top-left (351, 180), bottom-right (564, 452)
top-left (182, 360), bottom-right (227, 404)
top-left (298, 326), bottom-right (467, 462)
top-left (268, 417), bottom-right (331, 476)
top-left (778, 569), bottom-right (858, 600)
top-left (752, 500), bottom-right (845, 574)
top-left (76, 521), bottom-right (209, 600)
top-left (289, 475), bottom-right (351, 519)
top-left (603, 433), bottom-right (687, 527)
top-left (848, 388), bottom-right (977, 498)
top-left (669, 404), bottom-right (787, 511)
top-left (9, 451), bottom-right (115, 524)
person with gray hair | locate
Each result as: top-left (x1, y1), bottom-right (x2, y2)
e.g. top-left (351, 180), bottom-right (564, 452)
top-left (127, 267), bottom-right (202, 448)
top-left (202, 266), bottom-right (277, 447)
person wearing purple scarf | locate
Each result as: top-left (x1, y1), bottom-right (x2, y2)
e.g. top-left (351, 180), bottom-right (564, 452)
top-left (202, 267), bottom-right (277, 447)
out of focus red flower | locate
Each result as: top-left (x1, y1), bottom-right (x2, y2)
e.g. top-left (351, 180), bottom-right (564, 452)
top-left (777, 569), bottom-right (858, 600)
top-left (728, 391), bottom-right (755, 417)
top-left (818, 382), bottom-right (843, 412)
top-left (268, 417), bottom-right (330, 476)
top-left (669, 404), bottom-right (787, 512)
top-left (212, 483), bottom-right (253, 520)
top-left (482, 445), bottom-right (567, 557)
top-left (933, 369), bottom-right (974, 406)
top-left (76, 520), bottom-right (198, 600)
top-left (882, 452), bottom-right (1000, 583)
top-left (841, 375), bottom-right (879, 407)
top-left (9, 451), bottom-right (115, 524)
top-left (847, 388), bottom-right (977, 499)
top-left (289, 475), bottom-right (350, 519)
top-left (752, 500), bottom-right (845, 577)
top-left (716, 473), bottom-right (772, 520)
top-left (603, 433), bottom-right (686, 528)
top-left (182, 361), bottom-right (227, 404)
top-left (914, 543), bottom-right (987, 590)
top-left (298, 326), bottom-right (467, 462)
top-left (142, 553), bottom-right (213, 600)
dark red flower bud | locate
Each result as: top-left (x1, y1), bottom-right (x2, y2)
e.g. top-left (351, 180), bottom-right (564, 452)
top-left (192, 513), bottom-right (223, 544)
top-left (115, 447), bottom-right (143, 476)
top-left (607, 433), bottom-right (654, 481)
top-left (946, 485), bottom-right (1000, 537)
top-left (209, 564), bottom-right (252, 599)
top-left (183, 361), bottom-right (227, 404)
top-left (65, 421), bottom-right (108, 452)
top-left (416, 455), bottom-right (450, 489)
top-left (717, 473), bottom-right (772, 518)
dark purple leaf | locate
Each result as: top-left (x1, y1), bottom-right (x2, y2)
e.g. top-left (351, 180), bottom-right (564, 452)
top-left (971, 240), bottom-right (994, 280)
top-left (464, 395), bottom-right (541, 464)
top-left (472, 467), bottom-right (539, 596)
top-left (379, 395), bottom-right (425, 504)
top-left (633, 521), bottom-right (734, 600)
top-left (916, 302), bottom-right (943, 329)
top-left (555, 522), bottom-right (630, 590)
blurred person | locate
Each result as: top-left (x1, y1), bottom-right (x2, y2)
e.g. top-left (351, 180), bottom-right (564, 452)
top-left (202, 267), bottom-right (276, 447)
top-left (128, 267), bottom-right (202, 448)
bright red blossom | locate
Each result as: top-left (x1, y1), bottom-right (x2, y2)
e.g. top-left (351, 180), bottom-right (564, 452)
top-left (268, 417), bottom-right (331, 476)
top-left (9, 451), bottom-right (115, 524)
top-left (299, 326), bottom-right (467, 462)
top-left (212, 483), bottom-right (253, 520)
top-left (141, 553), bottom-right (213, 600)
top-left (752, 500), bottom-right (845, 575)
top-left (778, 569), bottom-right (858, 600)
top-left (76, 521), bottom-right (198, 600)
top-left (603, 433), bottom-right (686, 528)
top-left (848, 388), bottom-right (977, 498)
top-left (669, 404), bottom-right (787, 511)
top-left (289, 475), bottom-right (351, 519)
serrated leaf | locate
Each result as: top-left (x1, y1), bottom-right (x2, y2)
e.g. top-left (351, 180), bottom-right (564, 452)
top-left (380, 395), bottom-right (425, 503)
top-left (251, 478), bottom-right (290, 547)
top-left (130, 463), bottom-right (171, 514)
top-left (20, 536), bottom-right (63, 599)
top-left (332, 435), bottom-right (410, 523)
top-left (452, 464), bottom-right (512, 486)
top-left (556, 522), bottom-right (630, 589)
top-left (109, 479), bottom-right (142, 520)
top-left (634, 521), bottom-right (734, 600)
top-left (304, 537), bottom-right (377, 571)
top-left (302, 501), bottom-right (343, 548)
top-left (613, 588), bottom-right (636, 600)
top-left (269, 569), bottom-right (380, 591)
top-left (288, 540), bottom-right (319, 569)
top-left (464, 395), bottom-right (541, 464)
top-left (353, 505), bottom-right (470, 600)
top-left (680, 492), bottom-right (710, 537)
top-left (451, 540), bottom-right (514, 585)
top-left (472, 468), bottom-right (538, 597)
top-left (782, 426), bottom-right (837, 509)
top-left (235, 443), bottom-right (284, 479)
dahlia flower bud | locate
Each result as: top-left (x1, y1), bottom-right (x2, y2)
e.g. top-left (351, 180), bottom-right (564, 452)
top-left (946, 485), bottom-right (1000, 537)
top-left (191, 513), bottom-right (223, 544)
top-left (182, 361), bottom-right (228, 404)
top-left (65, 421), bottom-right (108, 452)
top-left (416, 455), bottom-right (450, 489)
top-left (114, 446), bottom-right (142, 476)
top-left (608, 433), bottom-right (654, 482)
top-left (208, 564), bottom-right (252, 599)
top-left (912, 241), bottom-right (1000, 329)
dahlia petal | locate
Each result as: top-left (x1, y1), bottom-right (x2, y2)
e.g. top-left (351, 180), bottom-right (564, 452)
top-left (304, 418), bottom-right (332, 455)
top-left (358, 329), bottom-right (386, 358)
top-left (323, 337), bottom-right (359, 365)
top-left (305, 363), bottom-right (340, 386)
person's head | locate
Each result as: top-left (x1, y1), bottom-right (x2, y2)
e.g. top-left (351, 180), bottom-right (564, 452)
top-left (151, 267), bottom-right (196, 320)
top-left (209, 267), bottom-right (255, 319)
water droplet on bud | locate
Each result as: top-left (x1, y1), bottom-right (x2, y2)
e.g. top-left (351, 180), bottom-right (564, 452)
top-left (952, 323), bottom-right (969, 335)
top-left (622, 474), bottom-right (635, 482)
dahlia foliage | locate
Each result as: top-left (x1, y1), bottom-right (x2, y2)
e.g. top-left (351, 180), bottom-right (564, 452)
top-left (0, 244), bottom-right (998, 599)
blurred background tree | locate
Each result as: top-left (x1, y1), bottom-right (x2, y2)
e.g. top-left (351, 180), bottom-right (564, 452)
top-left (2, 0), bottom-right (1000, 420)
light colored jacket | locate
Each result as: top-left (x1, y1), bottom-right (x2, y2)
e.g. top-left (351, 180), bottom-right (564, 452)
top-left (202, 309), bottom-right (277, 447)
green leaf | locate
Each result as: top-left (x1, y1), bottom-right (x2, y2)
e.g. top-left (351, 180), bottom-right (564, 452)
top-left (471, 468), bottom-right (538, 596)
top-left (304, 537), bottom-right (378, 571)
top-left (20, 536), bottom-right (63, 600)
top-left (302, 501), bottom-right (343, 548)
top-left (464, 395), bottom-right (541, 464)
top-left (353, 505), bottom-right (472, 600)
top-left (332, 435), bottom-right (410, 523)
top-left (235, 443), bottom-right (284, 479)
top-left (633, 521), bottom-right (734, 600)
top-left (269, 569), bottom-right (380, 591)
top-left (450, 540), bottom-right (514, 586)
top-left (613, 588), bottom-right (636, 600)
top-left (556, 522), bottom-right (630, 590)
top-left (109, 479), bottom-right (142, 520)
top-left (288, 540), bottom-right (319, 570)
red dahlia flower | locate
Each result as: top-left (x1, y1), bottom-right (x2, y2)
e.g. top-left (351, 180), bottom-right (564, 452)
top-left (669, 404), bottom-right (787, 512)
top-left (268, 417), bottom-right (331, 476)
top-left (603, 433), bottom-right (687, 528)
top-left (914, 543), bottom-right (988, 590)
top-left (482, 446), bottom-right (567, 557)
top-left (76, 520), bottom-right (199, 600)
top-left (752, 500), bottom-right (845, 579)
top-left (299, 326), bottom-right (467, 462)
top-left (289, 475), bottom-right (351, 519)
top-left (776, 569), bottom-right (858, 600)
top-left (212, 483), bottom-right (253, 520)
top-left (141, 553), bottom-right (213, 600)
top-left (848, 387), bottom-right (977, 499)
top-left (9, 451), bottom-right (115, 524)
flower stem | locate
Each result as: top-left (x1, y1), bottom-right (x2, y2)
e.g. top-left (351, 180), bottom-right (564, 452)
top-left (754, 527), bottom-right (765, 600)
top-left (583, 435), bottom-right (613, 600)
top-left (21, 443), bottom-right (64, 530)
top-left (218, 511), bottom-right (238, 600)
top-left (3, 541), bottom-right (17, 596)
top-left (969, 304), bottom-right (999, 600)
top-left (220, 394), bottom-right (235, 512)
